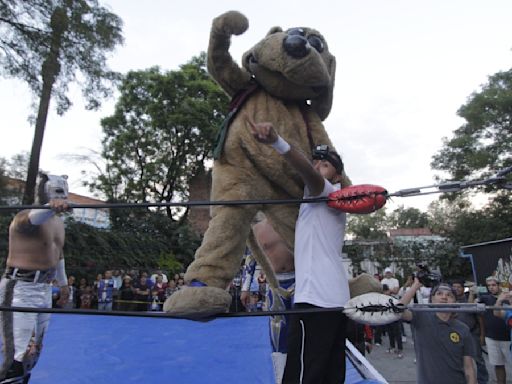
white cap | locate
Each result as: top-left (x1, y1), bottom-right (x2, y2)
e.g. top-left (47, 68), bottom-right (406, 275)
top-left (384, 267), bottom-right (392, 274)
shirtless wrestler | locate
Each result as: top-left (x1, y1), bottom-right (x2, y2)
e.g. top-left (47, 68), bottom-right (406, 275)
top-left (0, 173), bottom-right (71, 383)
top-left (241, 214), bottom-right (295, 382)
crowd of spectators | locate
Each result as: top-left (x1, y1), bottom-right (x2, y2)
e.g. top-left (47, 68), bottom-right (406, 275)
top-left (52, 269), bottom-right (186, 312)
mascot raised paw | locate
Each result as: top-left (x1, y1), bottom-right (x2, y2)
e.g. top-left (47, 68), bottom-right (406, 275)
top-left (164, 10), bottom-right (378, 318)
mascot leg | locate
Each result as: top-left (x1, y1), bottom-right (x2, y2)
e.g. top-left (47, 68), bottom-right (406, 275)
top-left (164, 205), bottom-right (258, 317)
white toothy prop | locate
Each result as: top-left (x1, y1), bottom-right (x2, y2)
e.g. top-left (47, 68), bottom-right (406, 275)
top-left (344, 293), bottom-right (404, 326)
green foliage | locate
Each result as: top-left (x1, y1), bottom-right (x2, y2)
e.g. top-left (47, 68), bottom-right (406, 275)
top-left (431, 68), bottom-right (512, 182)
top-left (89, 53), bottom-right (229, 218)
top-left (0, 214), bottom-right (15, 261)
top-left (434, 193), bottom-right (512, 246)
top-left (0, 0), bottom-right (123, 204)
top-left (0, 153), bottom-right (26, 204)
top-left (387, 205), bottom-right (430, 229)
top-left (63, 211), bottom-right (199, 278)
top-left (347, 209), bottom-right (388, 240)
top-left (4, 152), bottom-right (29, 181)
top-left (156, 252), bottom-right (183, 277)
top-left (0, 0), bottom-right (124, 114)
top-left (430, 67), bottom-right (512, 245)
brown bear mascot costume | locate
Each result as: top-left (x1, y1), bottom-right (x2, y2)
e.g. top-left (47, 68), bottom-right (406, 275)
top-left (164, 11), bottom-right (380, 317)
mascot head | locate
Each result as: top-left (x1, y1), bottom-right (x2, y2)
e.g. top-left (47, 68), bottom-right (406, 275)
top-left (242, 26), bottom-right (336, 120)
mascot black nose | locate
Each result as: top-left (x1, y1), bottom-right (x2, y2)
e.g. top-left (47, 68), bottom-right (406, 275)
top-left (283, 35), bottom-right (310, 59)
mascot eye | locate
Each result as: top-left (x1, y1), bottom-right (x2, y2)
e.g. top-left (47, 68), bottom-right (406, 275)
top-left (288, 28), bottom-right (305, 36)
top-left (246, 53), bottom-right (258, 65)
top-left (308, 35), bottom-right (324, 52)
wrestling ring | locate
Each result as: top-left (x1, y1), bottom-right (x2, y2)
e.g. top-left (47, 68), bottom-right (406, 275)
top-left (0, 167), bottom-right (510, 383)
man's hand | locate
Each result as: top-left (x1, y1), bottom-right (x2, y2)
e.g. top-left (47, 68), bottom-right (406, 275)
top-left (240, 291), bottom-right (250, 308)
top-left (49, 199), bottom-right (71, 214)
top-left (247, 118), bottom-right (278, 144)
top-left (496, 292), bottom-right (512, 305)
top-left (57, 285), bottom-right (70, 307)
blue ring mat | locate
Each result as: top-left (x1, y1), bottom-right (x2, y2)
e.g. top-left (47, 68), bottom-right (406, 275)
top-left (0, 314), bottom-right (382, 383)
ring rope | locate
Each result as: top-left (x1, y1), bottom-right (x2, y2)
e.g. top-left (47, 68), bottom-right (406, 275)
top-left (0, 166), bottom-right (509, 211)
top-left (0, 302), bottom-right (508, 319)
top-left (0, 305), bottom-right (345, 319)
top-left (0, 197), bottom-right (329, 211)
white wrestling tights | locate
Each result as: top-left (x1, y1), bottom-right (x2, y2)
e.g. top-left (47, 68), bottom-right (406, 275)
top-left (0, 279), bottom-right (52, 362)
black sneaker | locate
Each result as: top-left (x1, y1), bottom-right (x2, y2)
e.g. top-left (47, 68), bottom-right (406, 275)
top-left (1, 361), bottom-right (24, 384)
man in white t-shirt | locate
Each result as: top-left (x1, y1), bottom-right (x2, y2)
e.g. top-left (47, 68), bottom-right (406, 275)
top-left (250, 119), bottom-right (349, 384)
top-left (381, 267), bottom-right (400, 295)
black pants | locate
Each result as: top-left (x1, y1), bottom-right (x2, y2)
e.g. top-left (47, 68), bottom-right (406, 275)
top-left (282, 303), bottom-right (347, 384)
top-left (386, 320), bottom-right (403, 351)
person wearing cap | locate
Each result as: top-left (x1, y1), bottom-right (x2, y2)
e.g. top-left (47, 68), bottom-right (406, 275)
top-left (477, 276), bottom-right (511, 384)
top-left (249, 119), bottom-right (350, 384)
top-left (381, 267), bottom-right (399, 295)
top-left (400, 279), bottom-right (477, 384)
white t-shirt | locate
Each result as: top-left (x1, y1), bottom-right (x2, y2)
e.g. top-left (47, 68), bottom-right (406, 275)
top-left (294, 181), bottom-right (350, 308)
top-left (381, 277), bottom-right (400, 291)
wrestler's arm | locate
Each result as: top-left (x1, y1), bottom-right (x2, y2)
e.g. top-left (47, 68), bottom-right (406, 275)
top-left (13, 199), bottom-right (70, 234)
top-left (400, 278), bottom-right (421, 322)
top-left (247, 119), bottom-right (325, 196)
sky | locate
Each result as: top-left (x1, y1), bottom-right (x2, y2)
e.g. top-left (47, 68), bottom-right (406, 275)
top-left (1, 0), bottom-right (511, 211)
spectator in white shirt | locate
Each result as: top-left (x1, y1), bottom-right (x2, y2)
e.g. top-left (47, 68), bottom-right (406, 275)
top-left (381, 267), bottom-right (400, 295)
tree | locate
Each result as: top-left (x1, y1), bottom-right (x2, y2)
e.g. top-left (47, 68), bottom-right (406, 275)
top-left (0, 0), bottom-right (123, 204)
top-left (0, 152), bottom-right (29, 203)
top-left (4, 152), bottom-right (29, 181)
top-left (431, 68), bottom-right (512, 182)
top-left (387, 205), bottom-right (430, 229)
top-left (90, 54), bottom-right (229, 219)
top-left (347, 209), bottom-right (388, 240)
top-left (431, 67), bottom-right (512, 244)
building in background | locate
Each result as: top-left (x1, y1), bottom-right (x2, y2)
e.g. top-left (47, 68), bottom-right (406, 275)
top-left (460, 238), bottom-right (512, 287)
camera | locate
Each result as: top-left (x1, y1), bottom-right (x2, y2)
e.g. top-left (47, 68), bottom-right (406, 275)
top-left (312, 145), bottom-right (344, 174)
top-left (313, 145), bottom-right (330, 160)
top-left (413, 264), bottom-right (441, 288)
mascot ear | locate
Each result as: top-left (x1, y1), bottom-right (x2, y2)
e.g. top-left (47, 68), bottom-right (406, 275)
top-left (310, 55), bottom-right (335, 121)
top-left (38, 171), bottom-right (49, 182)
top-left (266, 26), bottom-right (282, 36)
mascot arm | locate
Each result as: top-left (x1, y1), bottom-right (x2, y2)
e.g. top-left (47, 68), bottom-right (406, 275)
top-left (207, 11), bottom-right (252, 97)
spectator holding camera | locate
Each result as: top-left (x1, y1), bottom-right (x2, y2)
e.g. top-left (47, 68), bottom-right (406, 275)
top-left (400, 278), bottom-right (476, 384)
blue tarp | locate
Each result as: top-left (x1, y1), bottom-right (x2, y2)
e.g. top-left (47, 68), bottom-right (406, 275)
top-left (26, 314), bottom-right (378, 383)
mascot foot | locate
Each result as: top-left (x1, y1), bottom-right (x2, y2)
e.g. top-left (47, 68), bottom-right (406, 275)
top-left (349, 273), bottom-right (383, 297)
top-left (163, 285), bottom-right (232, 320)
